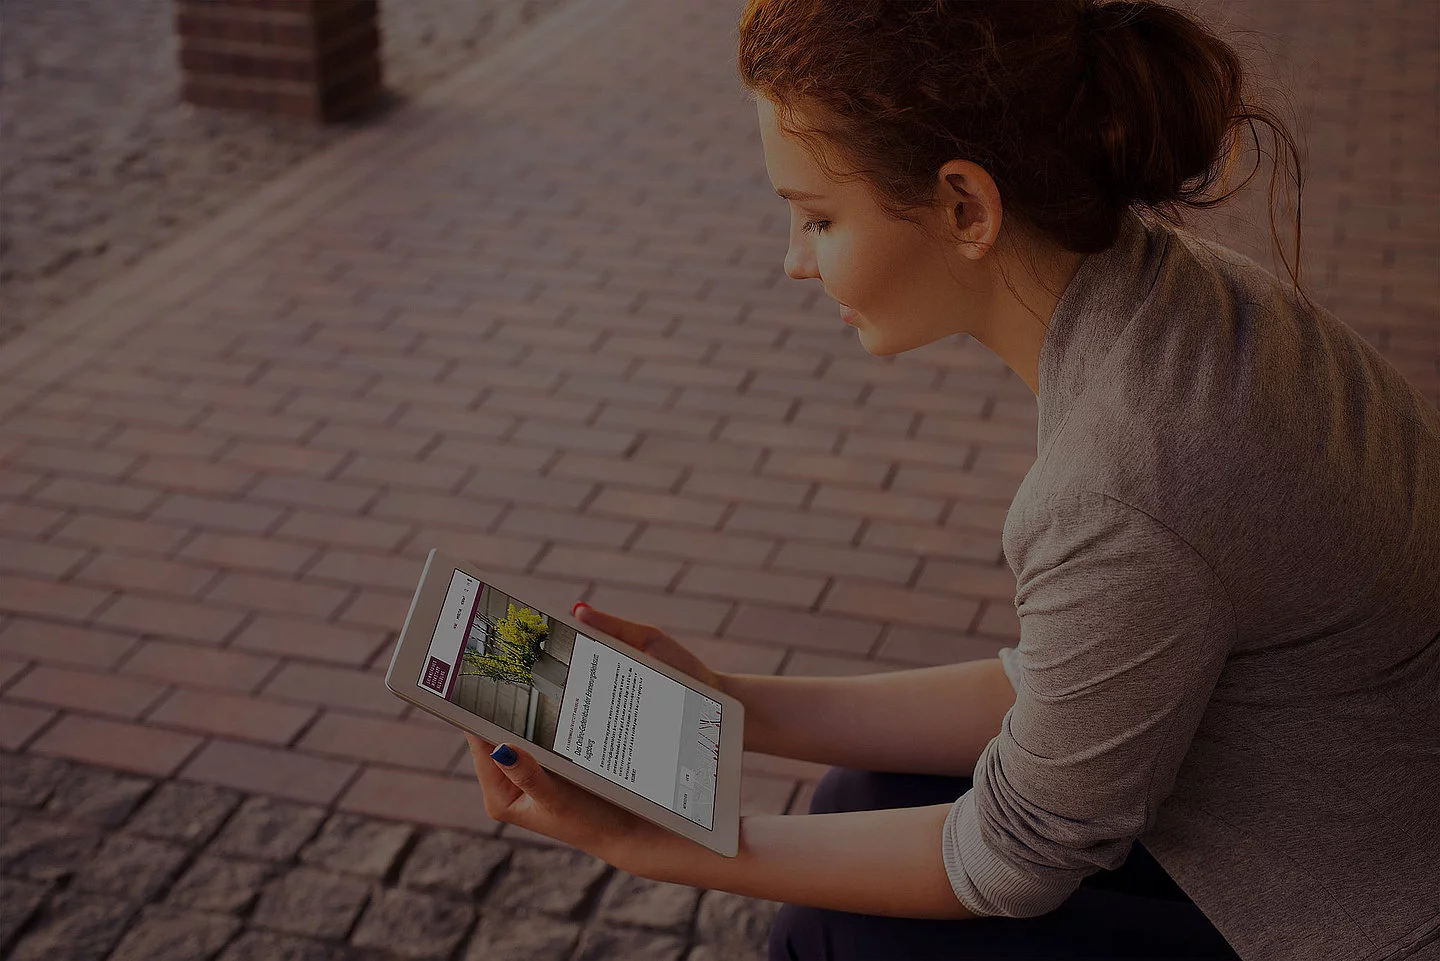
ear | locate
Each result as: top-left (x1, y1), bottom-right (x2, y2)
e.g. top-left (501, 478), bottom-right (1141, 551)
top-left (938, 161), bottom-right (1002, 259)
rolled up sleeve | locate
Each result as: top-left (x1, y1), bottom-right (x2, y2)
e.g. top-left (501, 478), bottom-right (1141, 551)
top-left (943, 490), bottom-right (1236, 918)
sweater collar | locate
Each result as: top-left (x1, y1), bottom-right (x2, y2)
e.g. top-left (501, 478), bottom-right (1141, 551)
top-left (1035, 207), bottom-right (1171, 449)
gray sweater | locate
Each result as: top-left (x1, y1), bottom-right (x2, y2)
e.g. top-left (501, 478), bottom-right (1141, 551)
top-left (941, 207), bottom-right (1440, 961)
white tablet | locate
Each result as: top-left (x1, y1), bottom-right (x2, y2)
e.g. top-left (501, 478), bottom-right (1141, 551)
top-left (384, 549), bottom-right (744, 857)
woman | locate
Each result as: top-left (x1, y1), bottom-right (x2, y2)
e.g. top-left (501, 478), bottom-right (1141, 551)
top-left (466, 1), bottom-right (1440, 959)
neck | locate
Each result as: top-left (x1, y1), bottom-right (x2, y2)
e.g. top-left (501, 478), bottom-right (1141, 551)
top-left (970, 246), bottom-right (1087, 397)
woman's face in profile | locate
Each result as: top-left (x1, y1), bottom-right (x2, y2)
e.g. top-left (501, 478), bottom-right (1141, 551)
top-left (755, 96), bottom-right (979, 357)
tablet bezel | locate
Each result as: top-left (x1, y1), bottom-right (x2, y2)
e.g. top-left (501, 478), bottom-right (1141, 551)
top-left (383, 548), bottom-right (744, 858)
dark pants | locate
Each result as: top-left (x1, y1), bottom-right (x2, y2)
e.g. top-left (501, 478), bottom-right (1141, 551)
top-left (768, 768), bottom-right (1240, 961)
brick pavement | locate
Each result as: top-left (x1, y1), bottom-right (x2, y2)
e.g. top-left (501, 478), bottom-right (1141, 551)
top-left (0, 0), bottom-right (1436, 957)
top-left (0, 0), bottom-right (576, 342)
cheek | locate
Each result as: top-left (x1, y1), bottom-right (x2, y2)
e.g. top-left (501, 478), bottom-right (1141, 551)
top-left (838, 231), bottom-right (922, 310)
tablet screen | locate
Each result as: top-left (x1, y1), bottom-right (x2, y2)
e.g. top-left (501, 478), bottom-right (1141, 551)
top-left (416, 568), bottom-right (722, 829)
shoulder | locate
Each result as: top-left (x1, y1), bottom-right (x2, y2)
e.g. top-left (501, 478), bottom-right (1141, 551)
top-left (1005, 489), bottom-right (1213, 575)
top-left (1002, 490), bottom-right (1237, 656)
top-left (1021, 225), bottom-right (1341, 540)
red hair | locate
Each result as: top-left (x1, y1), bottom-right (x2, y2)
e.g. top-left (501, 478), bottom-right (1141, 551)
top-left (738, 0), bottom-right (1309, 307)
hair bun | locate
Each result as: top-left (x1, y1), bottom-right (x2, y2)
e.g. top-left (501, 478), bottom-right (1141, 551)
top-left (1071, 0), bottom-right (1243, 207)
top-left (1080, 0), bottom-right (1146, 37)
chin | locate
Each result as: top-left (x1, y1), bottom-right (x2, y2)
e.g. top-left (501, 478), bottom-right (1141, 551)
top-left (855, 325), bottom-right (909, 357)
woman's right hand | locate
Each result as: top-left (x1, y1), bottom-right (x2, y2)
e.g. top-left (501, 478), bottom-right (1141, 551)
top-left (571, 603), bottom-right (729, 696)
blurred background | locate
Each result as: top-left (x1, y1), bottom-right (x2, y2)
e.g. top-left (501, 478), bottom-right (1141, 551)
top-left (0, 0), bottom-right (1435, 959)
top-left (0, 0), bottom-right (569, 341)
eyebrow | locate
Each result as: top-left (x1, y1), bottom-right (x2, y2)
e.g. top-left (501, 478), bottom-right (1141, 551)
top-left (775, 187), bottom-right (826, 202)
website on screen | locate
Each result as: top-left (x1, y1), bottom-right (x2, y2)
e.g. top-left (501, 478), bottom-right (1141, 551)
top-left (417, 569), bottom-right (721, 828)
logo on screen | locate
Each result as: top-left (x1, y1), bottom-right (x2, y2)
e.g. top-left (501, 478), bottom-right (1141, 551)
top-left (422, 656), bottom-right (450, 693)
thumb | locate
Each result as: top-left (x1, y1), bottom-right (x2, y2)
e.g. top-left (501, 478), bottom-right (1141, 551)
top-left (489, 742), bottom-right (552, 801)
top-left (572, 602), bottom-right (662, 651)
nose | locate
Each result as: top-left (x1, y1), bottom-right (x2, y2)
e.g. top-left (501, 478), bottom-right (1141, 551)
top-left (784, 242), bottom-right (818, 282)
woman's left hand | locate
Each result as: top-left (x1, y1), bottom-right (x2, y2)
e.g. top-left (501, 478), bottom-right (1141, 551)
top-left (465, 733), bottom-right (660, 870)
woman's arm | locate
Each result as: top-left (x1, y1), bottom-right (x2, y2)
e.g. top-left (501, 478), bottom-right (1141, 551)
top-left (616, 803), bottom-right (978, 919)
top-left (471, 733), bottom-right (982, 919)
top-left (720, 657), bottom-right (1017, 777)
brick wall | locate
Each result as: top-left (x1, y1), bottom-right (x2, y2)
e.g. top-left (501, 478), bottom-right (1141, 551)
top-left (174, 0), bottom-right (384, 123)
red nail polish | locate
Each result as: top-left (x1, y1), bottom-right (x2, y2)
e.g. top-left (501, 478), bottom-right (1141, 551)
top-left (572, 602), bottom-right (587, 616)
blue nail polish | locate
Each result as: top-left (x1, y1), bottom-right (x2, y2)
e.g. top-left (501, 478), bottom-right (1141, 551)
top-left (491, 744), bottom-right (517, 766)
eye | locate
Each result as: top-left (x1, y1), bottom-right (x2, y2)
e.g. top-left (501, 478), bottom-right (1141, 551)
top-left (802, 220), bottom-right (831, 234)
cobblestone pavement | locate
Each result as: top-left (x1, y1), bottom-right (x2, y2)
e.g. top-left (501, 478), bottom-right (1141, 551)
top-left (0, 749), bottom-right (776, 960)
top-left (0, 0), bottom-right (1436, 957)
top-left (0, 0), bottom-right (572, 343)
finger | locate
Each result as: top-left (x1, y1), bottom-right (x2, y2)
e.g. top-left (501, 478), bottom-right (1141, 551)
top-left (466, 734), bottom-right (521, 810)
top-left (489, 742), bottom-right (555, 806)
top-left (572, 603), bottom-right (662, 651)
